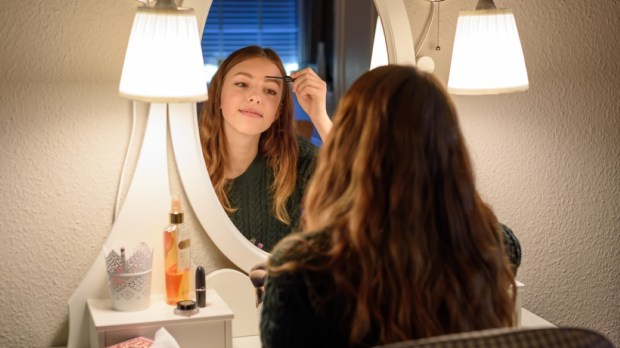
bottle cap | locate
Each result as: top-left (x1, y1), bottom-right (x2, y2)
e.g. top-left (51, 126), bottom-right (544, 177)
top-left (169, 196), bottom-right (184, 224)
top-left (195, 266), bottom-right (206, 288)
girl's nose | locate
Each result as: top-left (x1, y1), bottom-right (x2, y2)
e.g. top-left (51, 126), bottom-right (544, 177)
top-left (248, 91), bottom-right (261, 104)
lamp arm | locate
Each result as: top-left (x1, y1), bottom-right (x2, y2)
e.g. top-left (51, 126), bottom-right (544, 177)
top-left (155, 0), bottom-right (178, 9)
top-left (476, 0), bottom-right (497, 10)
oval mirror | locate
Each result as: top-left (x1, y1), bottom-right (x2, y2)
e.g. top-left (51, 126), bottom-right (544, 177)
top-left (177, 0), bottom-right (415, 273)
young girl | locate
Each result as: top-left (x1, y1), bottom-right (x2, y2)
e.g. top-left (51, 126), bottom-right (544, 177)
top-left (199, 46), bottom-right (331, 252)
top-left (260, 65), bottom-right (517, 347)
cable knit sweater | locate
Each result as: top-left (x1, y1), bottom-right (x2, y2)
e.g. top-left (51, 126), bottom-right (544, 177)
top-left (260, 225), bottom-right (522, 348)
top-left (227, 136), bottom-right (317, 252)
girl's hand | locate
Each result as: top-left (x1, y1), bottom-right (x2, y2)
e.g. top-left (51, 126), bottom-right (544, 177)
top-left (290, 68), bottom-right (332, 140)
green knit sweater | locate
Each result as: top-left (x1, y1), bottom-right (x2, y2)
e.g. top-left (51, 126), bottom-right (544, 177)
top-left (261, 226), bottom-right (522, 348)
top-left (227, 137), bottom-right (317, 252)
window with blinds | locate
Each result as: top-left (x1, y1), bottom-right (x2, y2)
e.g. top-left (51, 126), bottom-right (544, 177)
top-left (202, 0), bottom-right (300, 81)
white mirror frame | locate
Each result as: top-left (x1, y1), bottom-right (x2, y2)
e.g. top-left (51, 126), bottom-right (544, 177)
top-left (372, 0), bottom-right (416, 66)
top-left (178, 0), bottom-right (415, 274)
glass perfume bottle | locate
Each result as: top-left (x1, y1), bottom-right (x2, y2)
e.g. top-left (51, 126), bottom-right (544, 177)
top-left (163, 196), bottom-right (191, 305)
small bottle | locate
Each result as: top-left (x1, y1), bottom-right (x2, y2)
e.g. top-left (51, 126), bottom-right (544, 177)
top-left (163, 196), bottom-right (191, 305)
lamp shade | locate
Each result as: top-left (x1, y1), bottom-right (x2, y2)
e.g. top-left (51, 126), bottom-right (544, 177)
top-left (119, 7), bottom-right (208, 102)
top-left (448, 9), bottom-right (528, 95)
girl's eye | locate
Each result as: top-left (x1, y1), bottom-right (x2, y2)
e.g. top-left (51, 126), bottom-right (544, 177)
top-left (265, 89), bottom-right (278, 96)
top-left (234, 82), bottom-right (247, 87)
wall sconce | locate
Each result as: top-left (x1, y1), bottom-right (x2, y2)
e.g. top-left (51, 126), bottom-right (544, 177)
top-left (67, 1), bottom-right (207, 346)
top-left (448, 0), bottom-right (529, 95)
top-left (119, 0), bottom-right (208, 102)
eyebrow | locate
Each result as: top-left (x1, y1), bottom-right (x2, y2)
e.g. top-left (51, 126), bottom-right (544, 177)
top-left (232, 72), bottom-right (254, 79)
top-left (263, 77), bottom-right (282, 87)
top-left (232, 72), bottom-right (282, 87)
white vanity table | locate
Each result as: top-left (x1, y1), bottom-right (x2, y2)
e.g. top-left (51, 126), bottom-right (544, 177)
top-left (521, 308), bottom-right (555, 328)
top-left (87, 290), bottom-right (233, 348)
top-left (85, 280), bottom-right (552, 348)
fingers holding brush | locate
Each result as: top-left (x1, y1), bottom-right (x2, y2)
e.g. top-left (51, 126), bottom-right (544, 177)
top-left (291, 67), bottom-right (332, 139)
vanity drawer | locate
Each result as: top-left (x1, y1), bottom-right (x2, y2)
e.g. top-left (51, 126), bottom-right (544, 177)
top-left (104, 320), bottom-right (229, 348)
top-left (88, 290), bottom-right (233, 348)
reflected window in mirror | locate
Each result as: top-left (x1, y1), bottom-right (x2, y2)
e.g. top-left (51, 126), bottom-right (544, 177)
top-left (202, 0), bottom-right (301, 81)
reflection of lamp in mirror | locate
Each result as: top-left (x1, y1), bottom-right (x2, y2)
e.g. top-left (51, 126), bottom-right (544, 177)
top-left (447, 0), bottom-right (528, 95)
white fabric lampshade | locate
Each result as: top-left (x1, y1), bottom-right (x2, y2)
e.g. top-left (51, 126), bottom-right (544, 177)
top-left (448, 9), bottom-right (529, 95)
top-left (119, 7), bottom-right (208, 102)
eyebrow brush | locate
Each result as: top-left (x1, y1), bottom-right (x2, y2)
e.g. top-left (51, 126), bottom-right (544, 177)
top-left (265, 75), bottom-right (297, 82)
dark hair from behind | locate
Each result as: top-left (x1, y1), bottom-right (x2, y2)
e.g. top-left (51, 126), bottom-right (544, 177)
top-left (270, 65), bottom-right (516, 345)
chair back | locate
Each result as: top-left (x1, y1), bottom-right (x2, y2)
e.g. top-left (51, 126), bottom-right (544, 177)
top-left (374, 327), bottom-right (615, 348)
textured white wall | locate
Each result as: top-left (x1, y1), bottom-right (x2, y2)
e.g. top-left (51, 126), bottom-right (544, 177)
top-left (0, 0), bottom-right (232, 347)
top-left (406, 0), bottom-right (620, 345)
top-left (0, 0), bottom-right (618, 347)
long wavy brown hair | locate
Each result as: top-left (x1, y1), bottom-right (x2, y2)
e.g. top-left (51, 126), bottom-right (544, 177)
top-left (199, 46), bottom-right (298, 224)
top-left (269, 65), bottom-right (516, 345)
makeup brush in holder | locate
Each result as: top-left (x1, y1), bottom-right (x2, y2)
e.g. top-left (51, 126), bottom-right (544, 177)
top-left (104, 242), bottom-right (153, 311)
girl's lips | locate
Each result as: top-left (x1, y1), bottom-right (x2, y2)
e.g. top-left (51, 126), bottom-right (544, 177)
top-left (239, 109), bottom-right (262, 118)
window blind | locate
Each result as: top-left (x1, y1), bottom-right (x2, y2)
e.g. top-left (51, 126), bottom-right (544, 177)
top-left (202, 0), bottom-right (299, 68)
